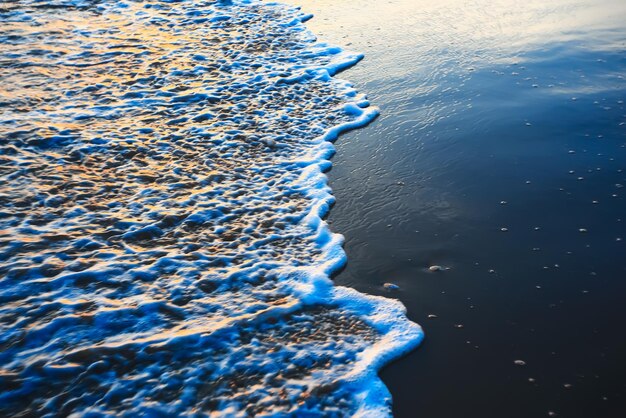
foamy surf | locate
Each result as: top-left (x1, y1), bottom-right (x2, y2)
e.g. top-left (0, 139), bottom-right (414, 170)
top-left (0, 0), bottom-right (422, 416)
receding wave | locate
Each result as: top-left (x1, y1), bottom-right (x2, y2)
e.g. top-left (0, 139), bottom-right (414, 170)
top-left (0, 0), bottom-right (422, 416)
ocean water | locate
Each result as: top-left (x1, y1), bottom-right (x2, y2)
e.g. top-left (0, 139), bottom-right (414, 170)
top-left (0, 1), bottom-right (422, 416)
top-left (281, 0), bottom-right (626, 417)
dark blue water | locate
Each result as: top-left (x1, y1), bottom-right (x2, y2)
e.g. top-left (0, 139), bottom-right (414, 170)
top-left (287, 0), bottom-right (626, 416)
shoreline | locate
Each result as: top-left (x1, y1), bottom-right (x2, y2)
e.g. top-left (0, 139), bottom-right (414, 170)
top-left (291, 0), bottom-right (626, 417)
top-left (0, 1), bottom-right (422, 416)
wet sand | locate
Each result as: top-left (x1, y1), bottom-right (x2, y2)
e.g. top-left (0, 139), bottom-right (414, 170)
top-left (285, 0), bottom-right (626, 416)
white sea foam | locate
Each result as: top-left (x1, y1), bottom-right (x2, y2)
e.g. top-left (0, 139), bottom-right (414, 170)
top-left (0, 0), bottom-right (422, 416)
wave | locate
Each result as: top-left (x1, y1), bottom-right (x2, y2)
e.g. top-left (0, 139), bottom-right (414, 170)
top-left (0, 0), bottom-right (422, 416)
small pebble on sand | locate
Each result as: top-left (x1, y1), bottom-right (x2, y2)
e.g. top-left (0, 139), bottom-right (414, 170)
top-left (383, 283), bottom-right (399, 290)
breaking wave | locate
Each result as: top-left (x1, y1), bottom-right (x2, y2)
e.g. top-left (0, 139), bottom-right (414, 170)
top-left (0, 0), bottom-right (422, 416)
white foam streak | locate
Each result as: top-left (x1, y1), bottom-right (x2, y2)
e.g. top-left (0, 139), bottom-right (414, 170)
top-left (0, 0), bottom-right (422, 416)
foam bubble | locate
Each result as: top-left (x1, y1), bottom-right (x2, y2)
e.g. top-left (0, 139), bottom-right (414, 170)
top-left (0, 0), bottom-right (422, 416)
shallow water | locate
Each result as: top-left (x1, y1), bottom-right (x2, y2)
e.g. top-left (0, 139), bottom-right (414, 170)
top-left (0, 1), bottom-right (422, 416)
top-left (283, 0), bottom-right (626, 416)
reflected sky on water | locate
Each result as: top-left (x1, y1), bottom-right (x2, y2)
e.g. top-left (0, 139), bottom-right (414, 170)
top-left (284, 0), bottom-right (626, 417)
